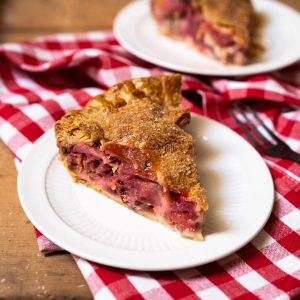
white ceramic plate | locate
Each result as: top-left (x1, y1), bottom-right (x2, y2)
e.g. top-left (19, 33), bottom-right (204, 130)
top-left (18, 115), bottom-right (274, 271)
top-left (114, 0), bottom-right (300, 76)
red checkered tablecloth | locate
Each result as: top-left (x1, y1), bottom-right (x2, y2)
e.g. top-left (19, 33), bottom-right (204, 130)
top-left (0, 31), bottom-right (299, 300)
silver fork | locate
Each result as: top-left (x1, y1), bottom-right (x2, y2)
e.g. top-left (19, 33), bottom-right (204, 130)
top-left (229, 101), bottom-right (300, 165)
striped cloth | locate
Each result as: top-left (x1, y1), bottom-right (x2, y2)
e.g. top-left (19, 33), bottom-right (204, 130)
top-left (0, 31), bottom-right (299, 300)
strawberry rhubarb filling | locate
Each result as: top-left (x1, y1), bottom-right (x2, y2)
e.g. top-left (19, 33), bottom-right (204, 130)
top-left (61, 143), bottom-right (203, 236)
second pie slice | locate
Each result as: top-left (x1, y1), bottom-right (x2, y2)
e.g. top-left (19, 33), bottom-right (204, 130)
top-left (55, 75), bottom-right (208, 240)
top-left (151, 0), bottom-right (254, 65)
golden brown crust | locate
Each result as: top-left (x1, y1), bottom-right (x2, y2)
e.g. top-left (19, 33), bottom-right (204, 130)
top-left (55, 110), bottom-right (105, 146)
top-left (198, 0), bottom-right (253, 45)
top-left (55, 75), bottom-right (207, 211)
top-left (86, 74), bottom-right (182, 111)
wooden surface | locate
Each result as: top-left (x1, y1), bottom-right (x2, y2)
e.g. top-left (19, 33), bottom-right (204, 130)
top-left (0, 1), bottom-right (132, 299)
top-left (0, 0), bottom-right (299, 299)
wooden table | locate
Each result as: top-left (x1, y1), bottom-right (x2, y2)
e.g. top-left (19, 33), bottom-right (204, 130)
top-left (0, 0), bottom-right (299, 298)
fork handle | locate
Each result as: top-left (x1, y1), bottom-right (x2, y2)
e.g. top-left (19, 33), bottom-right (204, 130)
top-left (284, 151), bottom-right (300, 165)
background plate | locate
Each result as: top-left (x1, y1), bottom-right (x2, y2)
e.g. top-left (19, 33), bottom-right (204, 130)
top-left (114, 0), bottom-right (300, 76)
top-left (18, 115), bottom-right (274, 271)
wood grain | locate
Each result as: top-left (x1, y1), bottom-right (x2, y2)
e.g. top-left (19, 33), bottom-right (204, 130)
top-left (0, 142), bottom-right (93, 299)
top-left (0, 0), bottom-right (299, 299)
top-left (0, 0), bottom-right (131, 42)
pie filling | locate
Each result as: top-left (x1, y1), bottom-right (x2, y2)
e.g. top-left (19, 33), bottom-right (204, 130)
top-left (61, 143), bottom-right (203, 236)
top-left (152, 0), bottom-right (247, 64)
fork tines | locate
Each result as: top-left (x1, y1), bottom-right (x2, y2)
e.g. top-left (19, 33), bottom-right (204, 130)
top-left (229, 101), bottom-right (300, 164)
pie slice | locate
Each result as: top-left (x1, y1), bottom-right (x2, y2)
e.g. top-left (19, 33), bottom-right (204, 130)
top-left (151, 0), bottom-right (253, 65)
top-left (55, 74), bottom-right (208, 240)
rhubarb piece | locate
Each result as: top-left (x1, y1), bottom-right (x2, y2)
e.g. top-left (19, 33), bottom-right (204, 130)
top-left (151, 0), bottom-right (253, 65)
top-left (55, 75), bottom-right (207, 240)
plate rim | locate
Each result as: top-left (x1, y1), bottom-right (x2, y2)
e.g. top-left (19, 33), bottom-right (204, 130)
top-left (17, 114), bottom-right (275, 271)
top-left (113, 0), bottom-right (300, 76)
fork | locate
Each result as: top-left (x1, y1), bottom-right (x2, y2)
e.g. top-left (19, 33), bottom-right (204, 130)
top-left (229, 101), bottom-right (300, 165)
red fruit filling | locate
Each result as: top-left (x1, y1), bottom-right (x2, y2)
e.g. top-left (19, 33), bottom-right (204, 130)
top-left (61, 143), bottom-right (203, 234)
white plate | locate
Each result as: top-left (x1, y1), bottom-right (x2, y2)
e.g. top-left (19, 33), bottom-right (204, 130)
top-left (114, 0), bottom-right (300, 76)
top-left (18, 115), bottom-right (274, 271)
